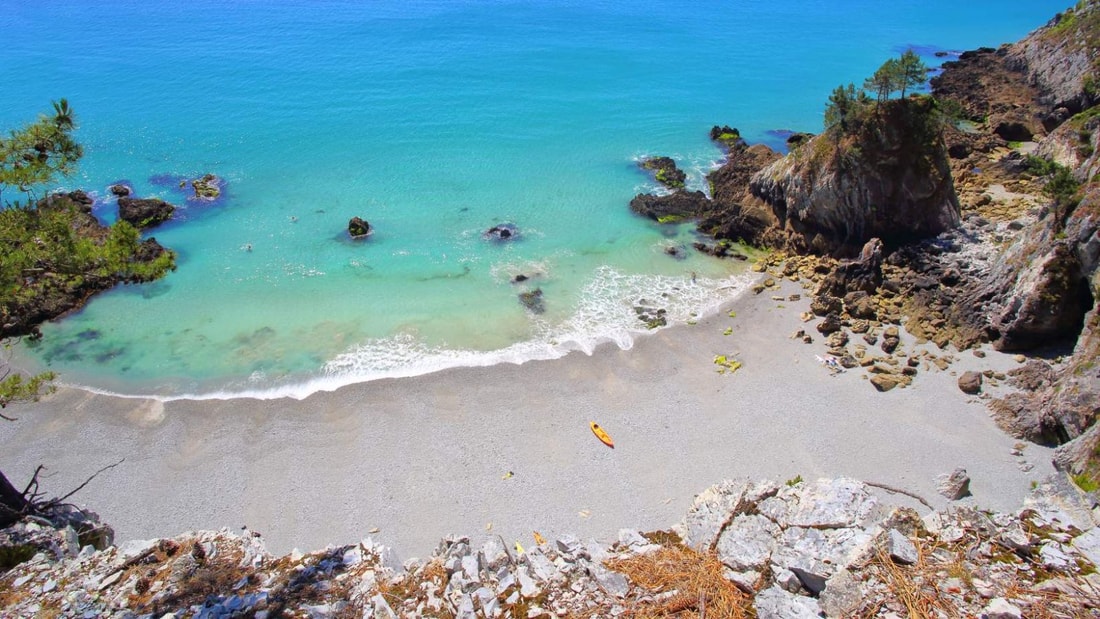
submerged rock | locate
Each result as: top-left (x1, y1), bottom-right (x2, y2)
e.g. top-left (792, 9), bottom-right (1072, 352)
top-left (484, 223), bottom-right (519, 241)
top-left (518, 287), bottom-right (544, 314)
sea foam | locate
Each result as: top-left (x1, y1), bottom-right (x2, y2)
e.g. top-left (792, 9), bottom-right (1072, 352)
top-left (74, 267), bottom-right (752, 402)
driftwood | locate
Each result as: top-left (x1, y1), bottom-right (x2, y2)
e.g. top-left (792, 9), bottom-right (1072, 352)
top-left (864, 480), bottom-right (934, 510)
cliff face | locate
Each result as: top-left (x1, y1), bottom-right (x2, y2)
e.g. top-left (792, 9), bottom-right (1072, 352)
top-left (1006, 1), bottom-right (1100, 117)
top-left (919, 2), bottom-right (1100, 471)
top-left (747, 98), bottom-right (960, 255)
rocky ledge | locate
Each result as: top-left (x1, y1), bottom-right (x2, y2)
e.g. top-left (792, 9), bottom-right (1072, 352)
top-left (2, 477), bottom-right (1096, 618)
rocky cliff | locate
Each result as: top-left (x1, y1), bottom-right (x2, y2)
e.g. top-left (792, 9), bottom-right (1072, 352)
top-left (2, 477), bottom-right (1096, 618)
top-left (747, 97), bottom-right (960, 255)
top-left (1006, 1), bottom-right (1100, 120)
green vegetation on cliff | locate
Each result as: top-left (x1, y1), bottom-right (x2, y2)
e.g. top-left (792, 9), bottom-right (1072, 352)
top-left (0, 103), bottom-right (176, 338)
top-left (815, 51), bottom-right (950, 177)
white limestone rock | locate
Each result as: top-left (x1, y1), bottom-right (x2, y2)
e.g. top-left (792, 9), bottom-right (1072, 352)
top-left (674, 478), bottom-right (779, 549)
top-left (983, 597), bottom-right (1023, 619)
top-left (886, 529), bottom-right (918, 565)
top-left (778, 478), bottom-right (878, 529)
top-left (753, 586), bottom-right (823, 619)
top-left (716, 514), bottom-right (780, 572)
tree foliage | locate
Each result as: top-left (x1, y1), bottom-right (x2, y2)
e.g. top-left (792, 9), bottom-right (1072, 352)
top-left (896, 50), bottom-right (928, 97)
top-left (0, 99), bottom-right (83, 206)
top-left (824, 50), bottom-right (931, 132)
top-left (864, 58), bottom-right (902, 102)
top-left (0, 102), bottom-right (177, 333)
top-left (824, 83), bottom-right (870, 131)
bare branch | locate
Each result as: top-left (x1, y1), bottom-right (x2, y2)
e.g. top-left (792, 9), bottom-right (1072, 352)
top-left (49, 458), bottom-right (125, 505)
top-left (20, 464), bottom-right (46, 498)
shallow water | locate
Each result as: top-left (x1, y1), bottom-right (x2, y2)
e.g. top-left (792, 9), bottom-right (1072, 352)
top-left (0, 0), bottom-right (1066, 398)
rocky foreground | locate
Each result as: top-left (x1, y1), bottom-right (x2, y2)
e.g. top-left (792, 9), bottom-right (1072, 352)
top-left (2, 477), bottom-right (1098, 618)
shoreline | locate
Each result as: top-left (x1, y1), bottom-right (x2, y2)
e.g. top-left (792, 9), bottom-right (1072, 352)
top-left (0, 274), bottom-right (1055, 559)
top-left (14, 267), bottom-right (757, 402)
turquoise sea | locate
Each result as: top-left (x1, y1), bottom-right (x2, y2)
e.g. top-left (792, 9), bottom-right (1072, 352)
top-left (1, 1), bottom-right (1068, 399)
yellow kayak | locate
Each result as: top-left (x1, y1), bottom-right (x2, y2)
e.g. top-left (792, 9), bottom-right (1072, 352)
top-left (590, 421), bottom-right (615, 449)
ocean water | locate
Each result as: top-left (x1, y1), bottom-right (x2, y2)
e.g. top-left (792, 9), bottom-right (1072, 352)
top-left (1, 0), bottom-right (1067, 399)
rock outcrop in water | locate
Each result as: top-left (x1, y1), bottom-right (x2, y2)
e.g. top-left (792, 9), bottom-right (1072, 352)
top-left (484, 223), bottom-right (519, 241)
top-left (348, 216), bottom-right (372, 239)
top-left (638, 156), bottom-right (687, 190)
top-left (189, 173), bottom-right (223, 201)
top-left (117, 196), bottom-right (176, 229)
top-left (2, 477), bottom-right (1095, 617)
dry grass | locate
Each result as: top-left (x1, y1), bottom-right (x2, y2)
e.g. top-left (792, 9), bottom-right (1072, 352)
top-left (865, 544), bottom-right (960, 618)
top-left (607, 546), bottom-right (754, 619)
top-left (855, 531), bottom-right (1100, 619)
top-left (375, 557), bottom-right (454, 618)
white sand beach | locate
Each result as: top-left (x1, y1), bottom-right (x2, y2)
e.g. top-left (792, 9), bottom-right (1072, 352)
top-left (0, 278), bottom-right (1054, 558)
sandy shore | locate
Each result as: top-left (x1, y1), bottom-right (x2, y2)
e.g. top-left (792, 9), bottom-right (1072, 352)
top-left (0, 278), bottom-right (1054, 559)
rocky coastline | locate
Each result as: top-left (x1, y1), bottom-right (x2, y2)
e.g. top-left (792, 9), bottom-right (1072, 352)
top-left (629, 3), bottom-right (1100, 491)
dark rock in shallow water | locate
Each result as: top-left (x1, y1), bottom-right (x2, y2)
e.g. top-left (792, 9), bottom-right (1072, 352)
top-left (484, 223), bottom-right (519, 241)
top-left (664, 244), bottom-right (688, 260)
top-left (108, 183), bottom-right (132, 197)
top-left (518, 288), bottom-right (545, 313)
top-left (639, 156), bottom-right (687, 190)
top-left (118, 197), bottom-right (175, 229)
top-left (348, 216), bottom-right (372, 239)
top-left (189, 173), bottom-right (222, 201)
top-left (634, 303), bottom-right (668, 329)
top-left (709, 125), bottom-right (746, 150)
top-left (692, 241), bottom-right (747, 260)
top-left (512, 274), bottom-right (529, 283)
top-left (629, 191), bottom-right (708, 223)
